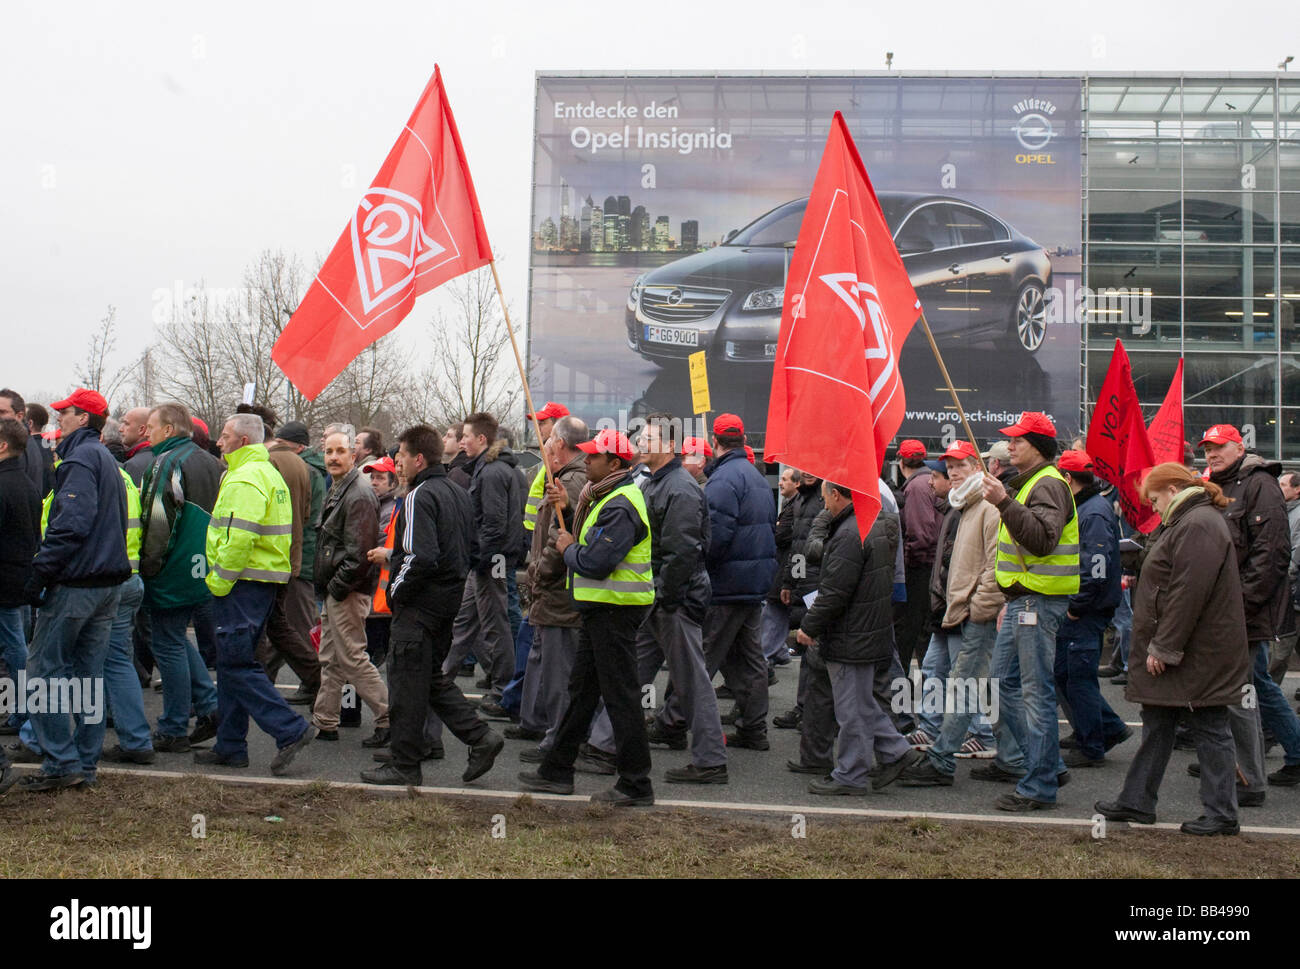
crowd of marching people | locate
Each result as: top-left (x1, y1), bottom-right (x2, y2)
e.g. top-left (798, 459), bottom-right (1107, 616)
top-left (1, 383), bottom-right (1298, 834)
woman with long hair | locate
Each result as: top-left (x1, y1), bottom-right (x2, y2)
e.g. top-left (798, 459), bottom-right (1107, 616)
top-left (1094, 462), bottom-right (1251, 836)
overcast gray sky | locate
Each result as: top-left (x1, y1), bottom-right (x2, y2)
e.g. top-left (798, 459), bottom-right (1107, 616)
top-left (2, 0), bottom-right (1294, 404)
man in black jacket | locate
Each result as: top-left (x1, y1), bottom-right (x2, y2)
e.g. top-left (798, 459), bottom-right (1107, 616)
top-left (1201, 424), bottom-right (1300, 791)
top-left (795, 482), bottom-right (921, 795)
top-left (443, 412), bottom-right (525, 703)
top-left (20, 388), bottom-right (129, 792)
top-left (312, 429), bottom-right (386, 745)
top-left (361, 425), bottom-right (504, 786)
top-left (0, 418), bottom-right (41, 788)
top-left (0, 389), bottom-right (50, 497)
top-left (587, 414), bottom-right (727, 784)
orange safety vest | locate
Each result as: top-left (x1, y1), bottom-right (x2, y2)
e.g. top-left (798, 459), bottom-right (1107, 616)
top-left (372, 506), bottom-right (397, 616)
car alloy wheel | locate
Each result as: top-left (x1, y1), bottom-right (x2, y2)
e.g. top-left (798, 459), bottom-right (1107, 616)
top-left (1013, 282), bottom-right (1047, 353)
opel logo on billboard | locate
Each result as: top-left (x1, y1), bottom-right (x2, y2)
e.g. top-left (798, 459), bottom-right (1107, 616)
top-left (667, 288), bottom-right (684, 305)
top-left (1013, 113), bottom-right (1054, 151)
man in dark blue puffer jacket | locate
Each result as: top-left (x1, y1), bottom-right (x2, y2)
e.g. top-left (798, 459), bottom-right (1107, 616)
top-left (694, 414), bottom-right (777, 748)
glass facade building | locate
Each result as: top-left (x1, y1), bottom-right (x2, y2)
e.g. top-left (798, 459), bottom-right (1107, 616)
top-left (1083, 74), bottom-right (1300, 458)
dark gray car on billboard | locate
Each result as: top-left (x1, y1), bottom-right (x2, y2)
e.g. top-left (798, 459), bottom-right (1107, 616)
top-left (625, 193), bottom-right (1053, 365)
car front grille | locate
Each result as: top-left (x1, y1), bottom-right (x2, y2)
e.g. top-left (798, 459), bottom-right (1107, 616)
top-left (640, 285), bottom-right (730, 324)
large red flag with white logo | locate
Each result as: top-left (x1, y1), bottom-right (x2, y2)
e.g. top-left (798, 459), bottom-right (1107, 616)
top-left (273, 65), bottom-right (492, 400)
top-left (1147, 357), bottom-right (1185, 466)
top-left (764, 112), bottom-right (922, 539)
top-left (1087, 339), bottom-right (1159, 532)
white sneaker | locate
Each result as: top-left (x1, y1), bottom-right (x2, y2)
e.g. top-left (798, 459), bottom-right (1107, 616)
top-left (905, 729), bottom-right (934, 751)
top-left (955, 736), bottom-right (997, 759)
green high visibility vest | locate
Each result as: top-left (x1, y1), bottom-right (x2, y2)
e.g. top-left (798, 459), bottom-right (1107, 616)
top-left (523, 464), bottom-right (546, 532)
top-left (568, 481), bottom-right (654, 606)
top-left (995, 464), bottom-right (1080, 596)
top-left (205, 444), bottom-right (293, 596)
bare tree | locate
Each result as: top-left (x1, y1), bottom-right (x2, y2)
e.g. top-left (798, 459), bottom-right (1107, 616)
top-left (406, 262), bottom-right (523, 433)
top-left (155, 283), bottom-right (238, 430)
top-left (76, 305), bottom-right (136, 404)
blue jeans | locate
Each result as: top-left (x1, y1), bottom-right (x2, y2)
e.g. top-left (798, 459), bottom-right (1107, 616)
top-left (93, 575), bottom-right (152, 753)
top-left (506, 571), bottom-right (521, 643)
top-left (928, 620), bottom-right (1004, 774)
top-left (1254, 641), bottom-right (1300, 766)
top-left (149, 602), bottom-right (218, 737)
top-left (0, 605), bottom-right (28, 729)
top-left (27, 583), bottom-right (121, 778)
top-left (1113, 589), bottom-right (1132, 671)
top-left (212, 581), bottom-right (309, 759)
top-left (916, 632), bottom-right (950, 739)
top-left (991, 593), bottom-right (1069, 802)
top-left (1055, 613), bottom-right (1128, 760)
top-left (499, 616), bottom-right (533, 715)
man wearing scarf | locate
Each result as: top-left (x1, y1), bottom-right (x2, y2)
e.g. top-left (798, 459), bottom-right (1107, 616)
top-left (518, 429), bottom-right (656, 806)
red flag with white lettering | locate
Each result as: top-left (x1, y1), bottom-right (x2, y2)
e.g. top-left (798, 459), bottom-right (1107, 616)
top-left (1147, 357), bottom-right (1185, 466)
top-left (1086, 339), bottom-right (1159, 532)
top-left (273, 65), bottom-right (492, 400)
top-left (764, 112), bottom-right (921, 539)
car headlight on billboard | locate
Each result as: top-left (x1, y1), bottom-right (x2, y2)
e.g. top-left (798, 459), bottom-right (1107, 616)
top-left (742, 286), bottom-right (784, 311)
top-left (628, 273), bottom-right (647, 311)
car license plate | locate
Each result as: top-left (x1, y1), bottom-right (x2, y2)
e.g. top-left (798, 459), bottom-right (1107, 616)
top-left (764, 343), bottom-right (778, 357)
top-left (644, 325), bottom-right (699, 347)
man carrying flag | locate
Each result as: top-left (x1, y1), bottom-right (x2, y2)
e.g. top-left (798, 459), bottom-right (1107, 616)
top-left (764, 112), bottom-right (922, 538)
top-left (273, 65), bottom-right (492, 400)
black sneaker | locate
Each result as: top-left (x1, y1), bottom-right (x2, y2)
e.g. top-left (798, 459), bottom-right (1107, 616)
top-left (361, 728), bottom-right (391, 748)
top-left (1268, 763), bottom-right (1300, 787)
top-left (504, 725), bottom-right (544, 741)
top-left (463, 731), bottom-right (505, 783)
top-left (1103, 725), bottom-right (1134, 751)
top-left (808, 776), bottom-right (870, 796)
top-left (773, 709), bottom-right (802, 730)
top-left (270, 725), bottom-right (318, 776)
top-left (995, 792), bottom-right (1055, 812)
top-left (899, 759), bottom-right (955, 787)
top-left (1062, 749), bottom-right (1105, 768)
top-left (286, 687), bottom-right (317, 706)
top-left (1238, 789), bottom-right (1266, 807)
top-left (16, 772), bottom-right (85, 792)
top-left (373, 746), bottom-right (443, 763)
top-left (786, 759), bottom-right (833, 775)
top-left (517, 771), bottom-right (574, 795)
top-left (360, 763), bottom-right (421, 786)
top-left (724, 732), bottom-right (770, 751)
top-left (664, 764), bottom-right (728, 785)
top-left (188, 713), bottom-right (218, 746)
top-left (873, 749), bottom-right (923, 791)
top-left (969, 762), bottom-right (1023, 783)
top-left (1097, 664), bottom-right (1122, 678)
top-left (645, 721), bottom-right (687, 750)
top-left (1180, 815), bottom-right (1239, 836)
top-left (99, 744), bottom-right (156, 765)
top-left (194, 749), bottom-right (249, 768)
top-left (575, 750), bottom-right (617, 775)
top-left (720, 706), bottom-right (738, 726)
top-left (1094, 799), bottom-right (1155, 824)
top-left (590, 786), bottom-right (654, 806)
top-left (316, 728), bottom-right (339, 742)
top-left (519, 746), bottom-right (546, 764)
top-left (152, 733), bottom-right (191, 753)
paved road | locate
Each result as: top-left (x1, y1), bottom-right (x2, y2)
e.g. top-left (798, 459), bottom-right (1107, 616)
top-left (76, 657), bottom-right (1300, 832)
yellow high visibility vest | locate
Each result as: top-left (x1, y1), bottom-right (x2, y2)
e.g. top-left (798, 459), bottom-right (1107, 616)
top-left (568, 482), bottom-right (654, 606)
top-left (523, 464), bottom-right (546, 531)
top-left (995, 464), bottom-right (1080, 596)
top-left (205, 444), bottom-right (293, 596)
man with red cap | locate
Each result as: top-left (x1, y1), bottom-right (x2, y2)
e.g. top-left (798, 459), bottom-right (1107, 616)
top-left (902, 440), bottom-right (1007, 786)
top-left (663, 414), bottom-right (776, 750)
top-left (895, 438), bottom-right (944, 679)
top-left (518, 428), bottom-right (657, 804)
top-left (681, 437), bottom-right (712, 486)
top-left (1199, 424), bottom-right (1300, 793)
top-left (978, 411), bottom-right (1079, 811)
top-left (1053, 449), bottom-right (1131, 768)
top-left (16, 389), bottom-right (130, 791)
top-left (523, 402), bottom-right (570, 533)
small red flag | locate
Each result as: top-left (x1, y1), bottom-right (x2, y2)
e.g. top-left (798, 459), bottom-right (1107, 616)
top-left (764, 112), bottom-right (921, 539)
top-left (1147, 357), bottom-right (1185, 466)
top-left (1086, 339), bottom-right (1158, 532)
top-left (273, 65), bottom-right (493, 400)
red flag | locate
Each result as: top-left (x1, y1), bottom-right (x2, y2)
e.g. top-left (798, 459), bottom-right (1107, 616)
top-left (273, 65), bottom-right (492, 400)
top-left (764, 112), bottom-right (921, 539)
top-left (1147, 357), bottom-right (1185, 466)
top-left (1086, 339), bottom-right (1158, 532)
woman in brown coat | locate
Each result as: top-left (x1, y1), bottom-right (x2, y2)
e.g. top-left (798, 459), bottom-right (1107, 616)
top-left (1095, 463), bottom-right (1250, 836)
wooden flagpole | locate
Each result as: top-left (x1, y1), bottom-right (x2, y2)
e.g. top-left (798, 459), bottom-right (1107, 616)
top-left (916, 311), bottom-right (988, 474)
top-left (487, 259), bottom-right (560, 508)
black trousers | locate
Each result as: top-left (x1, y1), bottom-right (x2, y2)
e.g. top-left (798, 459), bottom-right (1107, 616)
top-left (891, 565), bottom-right (931, 673)
top-left (388, 602), bottom-right (488, 773)
top-left (541, 604), bottom-right (652, 797)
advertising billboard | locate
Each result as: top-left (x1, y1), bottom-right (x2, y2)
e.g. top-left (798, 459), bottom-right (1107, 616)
top-left (528, 74), bottom-right (1084, 449)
